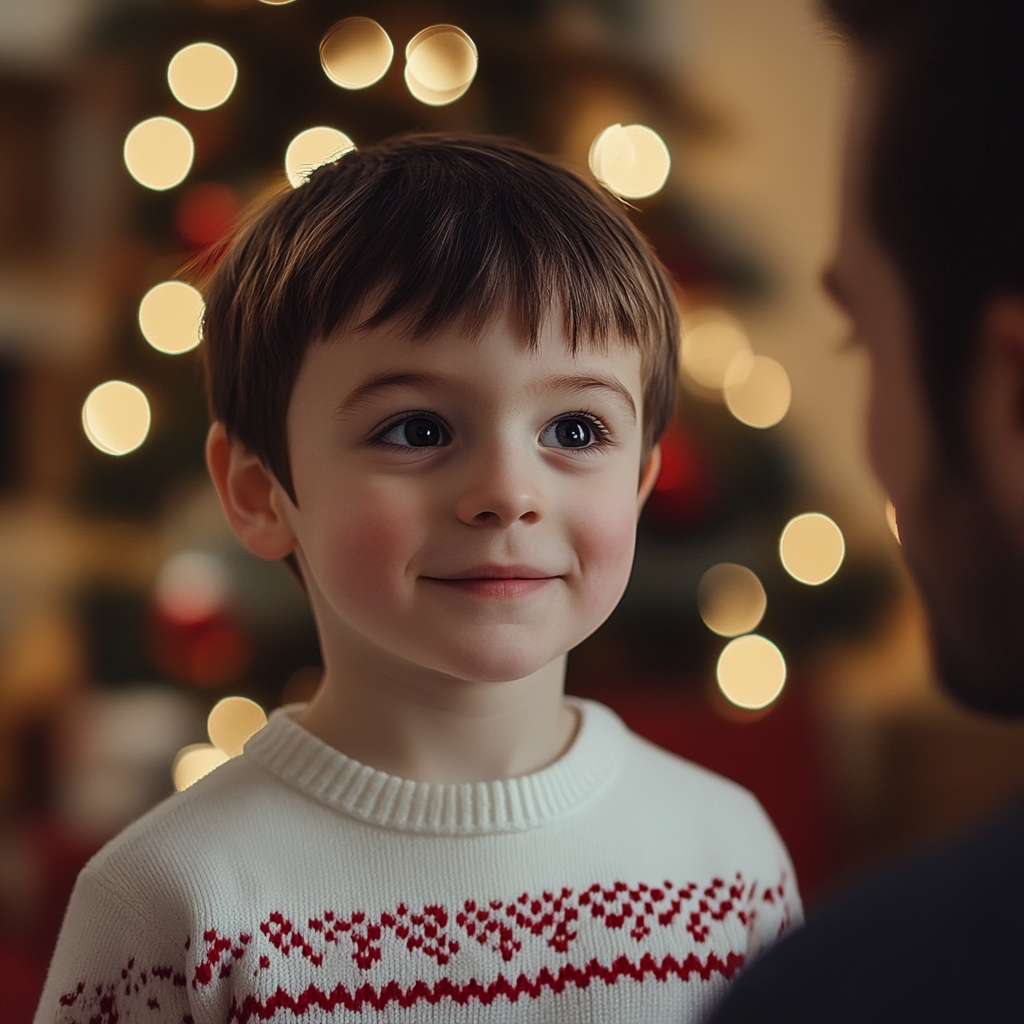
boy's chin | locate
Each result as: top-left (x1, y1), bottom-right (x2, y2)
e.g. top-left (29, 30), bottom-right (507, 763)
top-left (420, 641), bottom-right (564, 685)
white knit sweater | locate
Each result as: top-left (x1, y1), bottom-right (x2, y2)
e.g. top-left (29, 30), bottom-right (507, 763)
top-left (35, 699), bottom-right (801, 1024)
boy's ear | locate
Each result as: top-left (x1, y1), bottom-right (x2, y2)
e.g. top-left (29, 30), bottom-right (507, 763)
top-left (637, 444), bottom-right (662, 513)
top-left (206, 422), bottom-right (297, 560)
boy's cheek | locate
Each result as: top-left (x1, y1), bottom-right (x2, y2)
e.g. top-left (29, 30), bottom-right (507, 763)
top-left (570, 497), bottom-right (639, 593)
top-left (312, 489), bottom-right (427, 602)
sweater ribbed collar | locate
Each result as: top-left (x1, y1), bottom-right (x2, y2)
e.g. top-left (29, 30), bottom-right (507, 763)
top-left (243, 697), bottom-right (626, 836)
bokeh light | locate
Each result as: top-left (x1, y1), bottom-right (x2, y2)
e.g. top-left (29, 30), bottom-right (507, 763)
top-left (284, 127), bottom-right (355, 188)
top-left (167, 42), bottom-right (238, 110)
top-left (589, 123), bottom-right (671, 200)
top-left (404, 25), bottom-right (478, 106)
top-left (717, 634), bottom-right (787, 709)
top-left (698, 563), bottom-right (767, 638)
top-left (138, 281), bottom-right (204, 355)
top-left (320, 17), bottom-right (393, 89)
top-left (123, 116), bottom-right (194, 191)
top-left (207, 696), bottom-right (267, 757)
top-left (780, 512), bottom-right (846, 585)
top-left (172, 743), bottom-right (230, 791)
top-left (723, 353), bottom-right (792, 428)
top-left (886, 499), bottom-right (901, 543)
top-left (82, 381), bottom-right (152, 456)
top-left (154, 550), bottom-right (230, 625)
top-left (680, 310), bottom-right (752, 391)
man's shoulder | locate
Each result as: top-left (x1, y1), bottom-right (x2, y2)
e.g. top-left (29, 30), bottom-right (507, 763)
top-left (711, 799), bottom-right (1024, 1023)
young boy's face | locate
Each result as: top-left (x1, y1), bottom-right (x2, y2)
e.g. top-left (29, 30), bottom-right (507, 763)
top-left (279, 314), bottom-right (654, 685)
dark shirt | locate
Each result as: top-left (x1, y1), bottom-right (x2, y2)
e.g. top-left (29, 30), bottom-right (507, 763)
top-left (710, 799), bottom-right (1024, 1024)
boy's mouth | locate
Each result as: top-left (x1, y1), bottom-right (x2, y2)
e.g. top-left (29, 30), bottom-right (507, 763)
top-left (422, 565), bottom-right (558, 599)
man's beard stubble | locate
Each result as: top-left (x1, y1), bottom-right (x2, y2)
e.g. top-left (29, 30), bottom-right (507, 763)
top-left (902, 461), bottom-right (1024, 717)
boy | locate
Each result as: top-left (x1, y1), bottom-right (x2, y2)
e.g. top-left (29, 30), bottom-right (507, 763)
top-left (36, 134), bottom-right (799, 1024)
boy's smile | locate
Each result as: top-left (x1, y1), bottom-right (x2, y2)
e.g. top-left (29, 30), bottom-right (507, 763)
top-left (276, 313), bottom-right (655, 688)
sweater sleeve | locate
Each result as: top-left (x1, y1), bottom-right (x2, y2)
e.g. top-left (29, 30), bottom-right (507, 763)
top-left (34, 865), bottom-right (193, 1024)
top-left (742, 806), bottom-right (803, 960)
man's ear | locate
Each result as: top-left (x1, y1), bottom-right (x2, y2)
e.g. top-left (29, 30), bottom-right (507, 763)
top-left (206, 422), bottom-right (297, 560)
top-left (637, 444), bottom-right (662, 513)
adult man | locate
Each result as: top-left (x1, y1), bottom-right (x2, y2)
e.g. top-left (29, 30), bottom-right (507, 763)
top-left (711, 1), bottom-right (1024, 1020)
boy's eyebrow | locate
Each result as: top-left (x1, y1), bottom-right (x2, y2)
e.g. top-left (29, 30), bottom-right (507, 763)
top-left (535, 374), bottom-right (637, 421)
top-left (335, 369), bottom-right (637, 420)
top-left (335, 371), bottom-right (458, 417)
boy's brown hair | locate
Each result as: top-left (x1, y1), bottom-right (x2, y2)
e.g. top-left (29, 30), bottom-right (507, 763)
top-left (200, 133), bottom-right (679, 499)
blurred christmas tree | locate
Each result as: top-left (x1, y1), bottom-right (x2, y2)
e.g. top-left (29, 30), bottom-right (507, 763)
top-left (72, 0), bottom-right (894, 711)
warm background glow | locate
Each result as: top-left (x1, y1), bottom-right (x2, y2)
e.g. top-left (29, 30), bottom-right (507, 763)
top-left (404, 25), bottom-right (477, 106)
top-left (207, 696), bottom-right (267, 757)
top-left (717, 634), bottom-right (787, 709)
top-left (137, 281), bottom-right (204, 355)
top-left (167, 42), bottom-right (238, 111)
top-left (172, 743), bottom-right (230, 791)
top-left (681, 310), bottom-right (752, 392)
top-left (698, 563), bottom-right (767, 637)
top-left (780, 512), bottom-right (846, 585)
top-left (589, 123), bottom-right (671, 200)
top-left (284, 127), bottom-right (355, 188)
top-left (320, 17), bottom-right (393, 89)
top-left (724, 353), bottom-right (792, 428)
top-left (154, 550), bottom-right (230, 625)
top-left (82, 381), bottom-right (152, 456)
top-left (886, 499), bottom-right (901, 543)
top-left (123, 116), bottom-right (194, 191)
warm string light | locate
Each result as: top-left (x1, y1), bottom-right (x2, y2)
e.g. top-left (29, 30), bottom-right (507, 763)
top-left (320, 17), bottom-right (393, 89)
top-left (173, 696), bottom-right (268, 790)
top-left (589, 124), bottom-right (671, 200)
top-left (138, 281), bottom-right (204, 355)
top-left (284, 127), bottom-right (355, 188)
top-left (82, 381), bottom-right (152, 456)
top-left (167, 42), bottom-right (238, 110)
top-left (698, 563), bottom-right (767, 638)
top-left (780, 512), bottom-right (846, 585)
top-left (716, 634), bottom-right (787, 710)
top-left (123, 116), bottom-right (194, 191)
top-left (723, 353), bottom-right (792, 428)
top-left (172, 744), bottom-right (230, 791)
top-left (681, 310), bottom-right (751, 391)
top-left (679, 308), bottom-right (792, 427)
top-left (404, 25), bottom-right (478, 106)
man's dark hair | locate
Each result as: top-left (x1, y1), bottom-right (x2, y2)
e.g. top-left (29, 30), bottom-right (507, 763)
top-left (199, 133), bottom-right (678, 500)
top-left (823, 0), bottom-right (1024, 458)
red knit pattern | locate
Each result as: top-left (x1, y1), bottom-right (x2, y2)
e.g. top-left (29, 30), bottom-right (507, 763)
top-left (57, 874), bottom-right (793, 1022)
top-left (57, 953), bottom-right (191, 1024)
top-left (190, 873), bottom-right (787, 987)
top-left (227, 950), bottom-right (746, 1021)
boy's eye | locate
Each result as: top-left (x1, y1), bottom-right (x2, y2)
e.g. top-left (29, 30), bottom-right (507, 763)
top-left (378, 415), bottom-right (450, 448)
top-left (540, 416), bottom-right (598, 449)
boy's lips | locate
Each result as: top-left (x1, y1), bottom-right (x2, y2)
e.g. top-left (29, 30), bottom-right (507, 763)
top-left (422, 565), bottom-right (559, 598)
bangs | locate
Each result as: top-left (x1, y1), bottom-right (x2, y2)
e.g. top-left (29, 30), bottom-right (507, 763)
top-left (201, 134), bottom-right (678, 498)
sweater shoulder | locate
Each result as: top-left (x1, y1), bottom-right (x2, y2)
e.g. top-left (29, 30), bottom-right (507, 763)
top-left (616, 727), bottom-right (792, 874)
top-left (81, 753), bottom-right (283, 903)
top-left (621, 726), bottom-right (767, 817)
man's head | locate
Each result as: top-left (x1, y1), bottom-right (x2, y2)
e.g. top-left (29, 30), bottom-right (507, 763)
top-left (200, 134), bottom-right (677, 685)
top-left (823, 0), bottom-right (1024, 713)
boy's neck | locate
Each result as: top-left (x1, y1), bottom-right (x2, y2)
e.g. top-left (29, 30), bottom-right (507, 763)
top-left (294, 654), bottom-right (578, 785)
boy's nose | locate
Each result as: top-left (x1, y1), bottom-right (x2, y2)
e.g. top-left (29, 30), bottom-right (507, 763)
top-left (454, 447), bottom-right (544, 527)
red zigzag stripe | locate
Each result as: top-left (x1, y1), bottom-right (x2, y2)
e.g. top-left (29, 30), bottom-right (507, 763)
top-left (228, 950), bottom-right (745, 1021)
